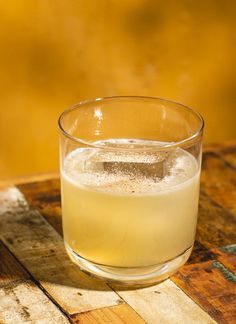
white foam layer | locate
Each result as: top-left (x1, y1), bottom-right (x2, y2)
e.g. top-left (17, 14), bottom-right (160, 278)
top-left (62, 140), bottom-right (199, 195)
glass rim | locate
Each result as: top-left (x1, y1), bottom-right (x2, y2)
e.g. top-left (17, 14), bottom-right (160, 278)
top-left (58, 95), bottom-right (204, 151)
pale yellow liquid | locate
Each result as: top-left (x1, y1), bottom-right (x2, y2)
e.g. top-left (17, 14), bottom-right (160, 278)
top-left (61, 140), bottom-right (200, 268)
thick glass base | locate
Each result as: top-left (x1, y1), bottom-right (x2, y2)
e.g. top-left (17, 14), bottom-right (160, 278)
top-left (65, 244), bottom-right (193, 286)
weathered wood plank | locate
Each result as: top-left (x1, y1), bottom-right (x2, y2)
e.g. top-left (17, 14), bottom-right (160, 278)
top-left (172, 260), bottom-right (236, 323)
top-left (186, 191), bottom-right (236, 265)
top-left (196, 193), bottom-right (236, 249)
top-left (201, 152), bottom-right (236, 214)
top-left (18, 179), bottom-right (62, 235)
top-left (112, 280), bottom-right (216, 324)
top-left (71, 304), bottom-right (146, 324)
top-left (0, 280), bottom-right (69, 324)
top-left (0, 187), bottom-right (121, 315)
top-left (0, 240), bottom-right (69, 323)
top-left (0, 241), bottom-right (29, 286)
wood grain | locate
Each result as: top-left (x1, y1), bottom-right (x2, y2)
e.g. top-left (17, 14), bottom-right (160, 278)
top-left (0, 240), bottom-right (69, 323)
top-left (112, 280), bottom-right (216, 324)
top-left (18, 179), bottom-right (62, 235)
top-left (71, 304), bottom-right (145, 324)
top-left (0, 241), bottom-right (29, 286)
top-left (0, 187), bottom-right (121, 315)
top-left (172, 260), bottom-right (236, 323)
top-left (0, 280), bottom-right (69, 324)
top-left (201, 152), bottom-right (236, 214)
top-left (196, 193), bottom-right (236, 249)
top-left (186, 191), bottom-right (236, 265)
top-left (212, 244), bottom-right (236, 274)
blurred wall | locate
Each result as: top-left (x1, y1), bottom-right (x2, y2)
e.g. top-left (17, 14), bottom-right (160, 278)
top-left (0, 1), bottom-right (236, 179)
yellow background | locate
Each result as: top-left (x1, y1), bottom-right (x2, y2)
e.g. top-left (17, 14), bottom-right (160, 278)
top-left (0, 1), bottom-right (235, 180)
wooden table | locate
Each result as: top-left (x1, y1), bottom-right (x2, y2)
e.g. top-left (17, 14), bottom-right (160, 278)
top-left (0, 142), bottom-right (236, 324)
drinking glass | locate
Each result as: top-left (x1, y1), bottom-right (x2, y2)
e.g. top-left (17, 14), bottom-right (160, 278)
top-left (58, 96), bottom-right (204, 286)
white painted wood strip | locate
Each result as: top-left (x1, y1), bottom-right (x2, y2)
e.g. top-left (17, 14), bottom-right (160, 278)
top-left (0, 187), bottom-right (121, 314)
top-left (113, 279), bottom-right (216, 324)
top-left (0, 279), bottom-right (69, 324)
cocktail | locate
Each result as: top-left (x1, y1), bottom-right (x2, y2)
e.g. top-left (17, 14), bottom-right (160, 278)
top-left (58, 96), bottom-right (204, 285)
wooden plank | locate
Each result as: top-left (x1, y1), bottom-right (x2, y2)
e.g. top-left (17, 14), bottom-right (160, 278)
top-left (201, 152), bottom-right (236, 214)
top-left (172, 260), bottom-right (236, 323)
top-left (0, 241), bottom-right (29, 286)
top-left (196, 193), bottom-right (236, 249)
top-left (112, 279), bottom-right (216, 324)
top-left (0, 280), bottom-right (69, 324)
top-left (187, 191), bottom-right (236, 265)
top-left (0, 187), bottom-right (121, 315)
top-left (0, 240), bottom-right (69, 323)
top-left (71, 304), bottom-right (146, 324)
top-left (18, 179), bottom-right (62, 235)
